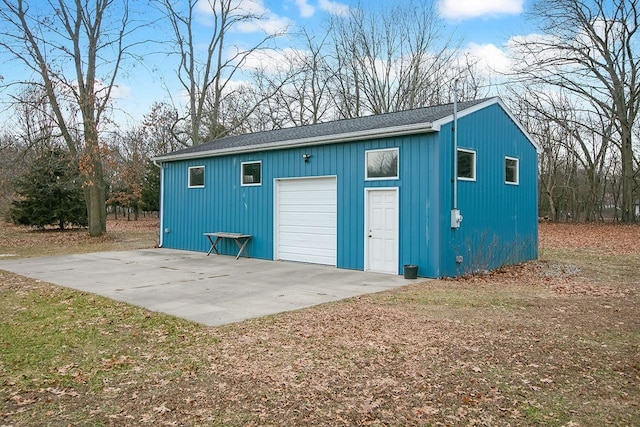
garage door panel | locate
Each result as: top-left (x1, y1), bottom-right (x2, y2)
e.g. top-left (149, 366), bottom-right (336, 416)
top-left (279, 227), bottom-right (336, 236)
top-left (279, 188), bottom-right (335, 197)
top-left (279, 204), bottom-right (336, 213)
top-left (278, 249), bottom-right (335, 265)
top-left (279, 246), bottom-right (335, 257)
top-left (279, 207), bottom-right (336, 215)
top-left (278, 214), bottom-right (336, 227)
top-left (280, 226), bottom-right (336, 236)
top-left (278, 232), bottom-right (336, 246)
top-left (276, 177), bottom-right (337, 266)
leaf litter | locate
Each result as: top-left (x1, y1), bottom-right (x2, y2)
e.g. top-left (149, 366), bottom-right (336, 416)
top-left (1, 222), bottom-right (639, 426)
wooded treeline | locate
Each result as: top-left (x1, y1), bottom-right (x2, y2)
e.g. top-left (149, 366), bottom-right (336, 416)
top-left (0, 0), bottom-right (638, 232)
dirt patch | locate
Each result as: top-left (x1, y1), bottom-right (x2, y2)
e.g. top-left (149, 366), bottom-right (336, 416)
top-left (1, 222), bottom-right (639, 426)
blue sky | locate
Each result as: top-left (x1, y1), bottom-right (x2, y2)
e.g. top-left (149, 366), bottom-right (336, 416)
top-left (231, 0), bottom-right (532, 54)
top-left (283, 0), bottom-right (531, 44)
top-left (121, 0), bottom-right (533, 123)
top-left (1, 0), bottom-right (535, 128)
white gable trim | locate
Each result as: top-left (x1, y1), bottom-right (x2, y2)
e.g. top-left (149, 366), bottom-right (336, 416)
top-left (432, 97), bottom-right (542, 154)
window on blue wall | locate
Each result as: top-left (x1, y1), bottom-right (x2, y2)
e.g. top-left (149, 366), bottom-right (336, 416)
top-left (188, 166), bottom-right (205, 188)
top-left (457, 149), bottom-right (476, 181)
top-left (241, 161), bottom-right (262, 186)
top-left (365, 148), bottom-right (399, 180)
top-left (505, 156), bottom-right (519, 185)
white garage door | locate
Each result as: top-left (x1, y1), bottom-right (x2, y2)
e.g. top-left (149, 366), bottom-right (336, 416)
top-left (276, 177), bottom-right (337, 265)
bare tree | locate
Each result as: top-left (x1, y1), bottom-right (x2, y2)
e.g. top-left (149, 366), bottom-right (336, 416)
top-left (510, 0), bottom-right (640, 222)
top-left (236, 30), bottom-right (335, 130)
top-left (327, 2), bottom-right (460, 118)
top-left (141, 102), bottom-right (189, 155)
top-left (0, 132), bottom-right (24, 215)
top-left (274, 30), bottom-right (334, 126)
top-left (507, 91), bottom-right (566, 220)
top-left (160, 0), bottom-right (287, 145)
top-left (201, 60), bottom-right (298, 138)
top-left (104, 128), bottom-right (147, 220)
top-left (216, 82), bottom-right (280, 133)
top-left (0, 0), bottom-right (144, 235)
top-left (9, 87), bottom-right (61, 154)
top-left (509, 87), bottom-right (614, 221)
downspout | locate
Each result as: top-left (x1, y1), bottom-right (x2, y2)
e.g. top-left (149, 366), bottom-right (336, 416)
top-left (451, 78), bottom-right (463, 229)
top-left (153, 160), bottom-right (165, 247)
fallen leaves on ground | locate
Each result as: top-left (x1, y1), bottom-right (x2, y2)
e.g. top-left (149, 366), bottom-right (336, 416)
top-left (1, 222), bottom-right (639, 426)
top-left (0, 217), bottom-right (159, 257)
top-left (539, 221), bottom-right (640, 256)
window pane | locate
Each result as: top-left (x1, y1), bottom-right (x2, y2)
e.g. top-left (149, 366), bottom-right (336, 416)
top-left (189, 167), bottom-right (204, 187)
top-left (366, 149), bottom-right (398, 179)
top-left (242, 162), bottom-right (261, 185)
top-left (505, 158), bottom-right (518, 183)
top-left (457, 150), bottom-right (474, 179)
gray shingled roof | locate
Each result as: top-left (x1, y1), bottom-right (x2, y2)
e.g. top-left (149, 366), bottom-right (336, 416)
top-left (156, 97), bottom-right (494, 161)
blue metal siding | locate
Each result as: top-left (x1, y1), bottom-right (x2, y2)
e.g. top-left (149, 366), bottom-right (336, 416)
top-left (160, 133), bottom-right (444, 275)
top-left (437, 104), bottom-right (538, 276)
top-left (160, 102), bottom-right (537, 278)
top-left (394, 134), bottom-right (441, 277)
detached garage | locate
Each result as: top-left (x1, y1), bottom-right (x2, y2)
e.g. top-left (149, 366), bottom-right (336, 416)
top-left (153, 97), bottom-right (540, 278)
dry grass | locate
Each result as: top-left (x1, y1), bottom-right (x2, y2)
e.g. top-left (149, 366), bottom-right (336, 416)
top-left (0, 216), bottom-right (159, 259)
top-left (1, 221), bottom-right (639, 426)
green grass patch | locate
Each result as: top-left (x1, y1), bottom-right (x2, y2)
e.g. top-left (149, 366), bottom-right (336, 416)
top-left (381, 284), bottom-right (544, 312)
top-left (0, 277), bottom-right (206, 393)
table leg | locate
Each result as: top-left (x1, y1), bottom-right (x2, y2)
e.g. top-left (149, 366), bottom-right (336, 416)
top-left (206, 236), bottom-right (222, 256)
top-left (206, 235), bottom-right (215, 256)
top-left (234, 237), bottom-right (250, 259)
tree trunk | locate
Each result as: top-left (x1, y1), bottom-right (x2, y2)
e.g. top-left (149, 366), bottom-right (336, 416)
top-left (621, 128), bottom-right (635, 222)
top-left (545, 190), bottom-right (556, 221)
top-left (80, 109), bottom-right (107, 236)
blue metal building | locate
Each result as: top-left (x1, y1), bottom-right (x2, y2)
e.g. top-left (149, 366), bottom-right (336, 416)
top-left (153, 97), bottom-right (540, 278)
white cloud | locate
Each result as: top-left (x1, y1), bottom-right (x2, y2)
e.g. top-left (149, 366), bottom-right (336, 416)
top-left (463, 33), bottom-right (569, 79)
top-left (195, 0), bottom-right (291, 35)
top-left (235, 15), bottom-right (292, 35)
top-left (241, 47), bottom-right (307, 73)
top-left (294, 0), bottom-right (315, 18)
top-left (466, 42), bottom-right (512, 75)
top-left (318, 0), bottom-right (351, 17)
top-left (196, 0), bottom-right (266, 16)
top-left (438, 0), bottom-right (523, 20)
top-left (505, 32), bottom-right (564, 64)
top-left (110, 83), bottom-right (132, 101)
top-left (75, 79), bottom-right (131, 101)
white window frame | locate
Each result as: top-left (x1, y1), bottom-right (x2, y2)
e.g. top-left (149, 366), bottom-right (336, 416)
top-left (505, 156), bottom-right (519, 185)
top-left (188, 165), bottom-right (205, 188)
top-left (241, 161), bottom-right (262, 186)
top-left (365, 147), bottom-right (399, 181)
top-left (457, 148), bottom-right (476, 181)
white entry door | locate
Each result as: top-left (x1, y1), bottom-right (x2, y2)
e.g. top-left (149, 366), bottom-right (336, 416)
top-left (365, 188), bottom-right (398, 274)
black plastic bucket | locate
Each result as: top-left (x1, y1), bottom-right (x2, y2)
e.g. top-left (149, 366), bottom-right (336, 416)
top-left (403, 264), bottom-right (418, 279)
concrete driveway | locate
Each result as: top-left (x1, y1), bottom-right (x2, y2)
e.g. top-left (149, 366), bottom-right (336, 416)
top-left (0, 249), bottom-right (417, 326)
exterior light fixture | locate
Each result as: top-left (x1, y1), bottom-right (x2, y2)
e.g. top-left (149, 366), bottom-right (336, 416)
top-left (302, 153), bottom-right (311, 162)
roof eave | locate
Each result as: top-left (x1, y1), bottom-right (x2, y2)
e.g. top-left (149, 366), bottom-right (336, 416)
top-left (152, 121), bottom-right (435, 162)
